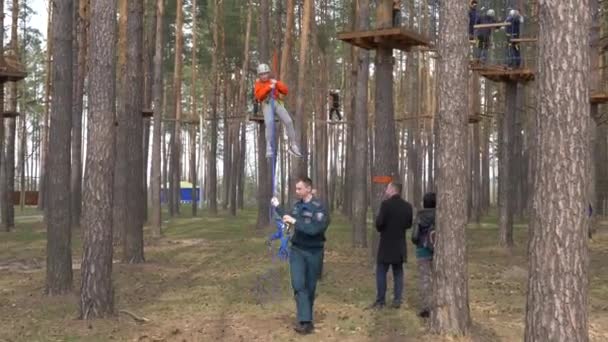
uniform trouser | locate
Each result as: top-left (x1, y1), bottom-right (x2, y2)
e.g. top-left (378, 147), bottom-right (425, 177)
top-left (262, 101), bottom-right (297, 155)
top-left (417, 258), bottom-right (433, 311)
top-left (375, 262), bottom-right (404, 304)
top-left (289, 245), bottom-right (323, 322)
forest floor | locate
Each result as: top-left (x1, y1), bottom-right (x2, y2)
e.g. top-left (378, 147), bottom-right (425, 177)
top-left (1, 207), bottom-right (608, 342)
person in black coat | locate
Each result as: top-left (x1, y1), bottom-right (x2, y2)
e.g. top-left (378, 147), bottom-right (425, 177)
top-left (369, 182), bottom-right (413, 309)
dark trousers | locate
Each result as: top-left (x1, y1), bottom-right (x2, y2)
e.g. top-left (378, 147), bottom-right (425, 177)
top-left (375, 262), bottom-right (404, 304)
top-left (475, 36), bottom-right (490, 62)
top-left (507, 43), bottom-right (521, 67)
top-left (290, 246), bottom-right (323, 322)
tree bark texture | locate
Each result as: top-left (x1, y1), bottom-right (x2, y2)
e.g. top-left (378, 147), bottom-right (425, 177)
top-left (122, 0), bottom-right (145, 264)
top-left (499, 82), bottom-right (516, 249)
top-left (351, 0), bottom-right (369, 248)
top-left (71, 0), bottom-right (87, 230)
top-left (431, 0), bottom-right (471, 335)
top-left (524, 1), bottom-right (591, 340)
top-left (371, 0), bottom-right (399, 260)
top-left (80, 0), bottom-right (117, 317)
top-left (46, 0), bottom-right (73, 296)
top-left (170, 0), bottom-right (184, 216)
top-left (150, 0), bottom-right (164, 236)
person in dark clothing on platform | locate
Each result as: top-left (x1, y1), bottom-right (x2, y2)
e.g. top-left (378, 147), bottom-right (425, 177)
top-left (271, 177), bottom-right (330, 335)
top-left (368, 181), bottom-right (413, 309)
top-left (505, 9), bottom-right (523, 68)
top-left (475, 9), bottom-right (497, 63)
top-left (468, 0), bottom-right (478, 40)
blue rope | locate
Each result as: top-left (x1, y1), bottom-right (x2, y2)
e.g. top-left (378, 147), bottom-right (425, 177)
top-left (267, 86), bottom-right (290, 261)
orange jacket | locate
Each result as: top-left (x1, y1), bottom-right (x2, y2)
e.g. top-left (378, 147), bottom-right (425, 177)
top-left (254, 79), bottom-right (288, 102)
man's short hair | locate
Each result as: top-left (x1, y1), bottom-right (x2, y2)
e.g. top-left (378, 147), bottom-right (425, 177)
top-left (297, 176), bottom-right (313, 188)
top-left (390, 182), bottom-right (403, 195)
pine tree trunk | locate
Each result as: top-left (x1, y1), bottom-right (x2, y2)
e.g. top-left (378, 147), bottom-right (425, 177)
top-left (150, 0), bottom-right (163, 236)
top-left (39, 5), bottom-right (53, 212)
top-left (222, 84), bottom-right (231, 210)
top-left (237, 123), bottom-right (246, 210)
top-left (171, 0), bottom-right (184, 216)
top-left (514, 85), bottom-right (525, 221)
top-left (71, 0), bottom-right (87, 230)
top-left (315, 55), bottom-right (329, 203)
top-left (122, 0), bottom-right (145, 264)
top-left (4, 0), bottom-right (20, 230)
top-left (344, 0), bottom-right (358, 218)
top-left (371, 0), bottom-right (399, 260)
top-left (499, 82), bottom-right (516, 249)
top-left (232, 0), bottom-right (252, 215)
top-left (208, 0), bottom-right (221, 215)
top-left (524, 2), bottom-right (591, 340)
top-left (45, 0), bottom-right (73, 296)
top-left (189, 0), bottom-right (198, 217)
top-left (470, 71), bottom-right (481, 223)
top-left (351, 0), bottom-right (369, 248)
top-left (290, 0), bottom-right (312, 179)
top-left (142, 0), bottom-right (156, 223)
top-left (19, 108), bottom-right (26, 212)
top-left (113, 0), bottom-right (128, 246)
top-left (255, 0), bottom-right (270, 228)
top-left (80, 0), bottom-right (117, 317)
top-left (431, 0), bottom-right (470, 334)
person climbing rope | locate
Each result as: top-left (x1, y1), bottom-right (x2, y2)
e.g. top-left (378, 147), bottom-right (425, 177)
top-left (254, 63), bottom-right (303, 158)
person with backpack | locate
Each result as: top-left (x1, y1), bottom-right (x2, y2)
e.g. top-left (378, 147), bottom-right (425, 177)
top-left (411, 192), bottom-right (436, 318)
top-left (368, 182), bottom-right (413, 309)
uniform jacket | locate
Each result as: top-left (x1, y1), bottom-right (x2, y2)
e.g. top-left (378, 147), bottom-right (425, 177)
top-left (276, 197), bottom-right (329, 249)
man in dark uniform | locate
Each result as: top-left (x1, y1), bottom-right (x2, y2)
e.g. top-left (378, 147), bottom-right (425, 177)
top-left (369, 181), bottom-right (413, 309)
top-left (271, 177), bottom-right (330, 335)
top-left (469, 0), bottom-right (478, 40)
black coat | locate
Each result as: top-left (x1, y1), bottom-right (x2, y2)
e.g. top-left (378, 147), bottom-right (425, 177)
top-left (375, 195), bottom-right (413, 264)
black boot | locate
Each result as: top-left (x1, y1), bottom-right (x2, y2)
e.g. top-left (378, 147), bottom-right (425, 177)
top-left (294, 321), bottom-right (314, 334)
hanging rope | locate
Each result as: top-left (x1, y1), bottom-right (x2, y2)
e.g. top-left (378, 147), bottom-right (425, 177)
top-left (267, 87), bottom-right (291, 261)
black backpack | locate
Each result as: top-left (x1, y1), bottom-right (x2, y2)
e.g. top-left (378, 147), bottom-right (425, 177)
top-left (411, 219), bottom-right (435, 252)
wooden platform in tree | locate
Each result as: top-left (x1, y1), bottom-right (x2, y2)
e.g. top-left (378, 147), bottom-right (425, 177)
top-left (2, 111), bottom-right (19, 118)
top-left (0, 55), bottom-right (26, 83)
top-left (590, 91), bottom-right (608, 104)
top-left (473, 22), bottom-right (510, 29)
top-left (142, 109), bottom-right (153, 118)
top-left (470, 64), bottom-right (535, 83)
top-left (337, 27), bottom-right (429, 51)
